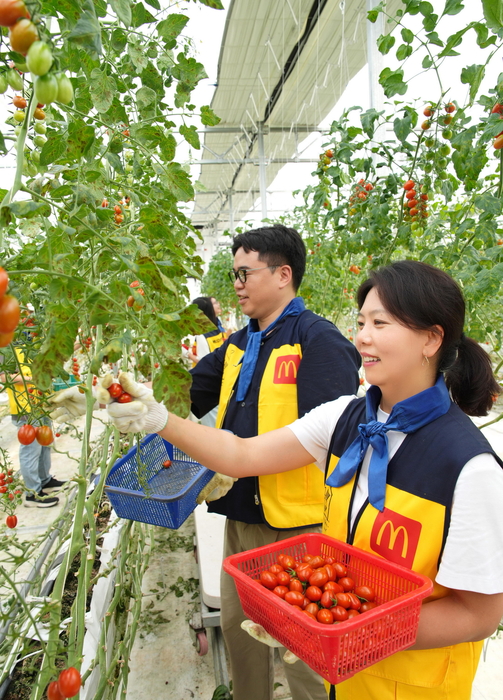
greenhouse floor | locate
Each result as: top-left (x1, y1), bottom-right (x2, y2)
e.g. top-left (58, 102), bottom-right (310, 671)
top-left (1, 394), bottom-right (502, 699)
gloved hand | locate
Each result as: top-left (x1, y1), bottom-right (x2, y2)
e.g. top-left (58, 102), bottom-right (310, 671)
top-left (240, 621), bottom-right (299, 663)
top-left (196, 473), bottom-right (237, 505)
top-left (106, 372), bottom-right (169, 433)
top-left (49, 374), bottom-right (114, 422)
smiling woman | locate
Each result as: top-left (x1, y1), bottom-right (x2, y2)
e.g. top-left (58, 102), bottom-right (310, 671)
top-left (100, 258), bottom-right (503, 700)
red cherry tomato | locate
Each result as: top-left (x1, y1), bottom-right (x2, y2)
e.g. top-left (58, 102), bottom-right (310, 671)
top-left (277, 554), bottom-right (295, 570)
top-left (308, 569), bottom-right (328, 588)
top-left (331, 605), bottom-right (349, 622)
top-left (307, 555), bottom-right (326, 569)
top-left (317, 608), bottom-right (334, 624)
top-left (276, 570), bottom-right (291, 586)
top-left (346, 592), bottom-right (362, 610)
top-left (323, 564), bottom-right (336, 581)
top-left (354, 585), bottom-right (376, 602)
top-left (403, 180), bottom-right (415, 190)
top-left (272, 585), bottom-right (289, 599)
top-left (47, 681), bottom-right (65, 700)
top-left (57, 667), bottom-right (82, 698)
top-left (0, 294), bottom-right (20, 333)
top-left (320, 590), bottom-right (336, 609)
top-left (338, 576), bottom-right (355, 592)
top-left (333, 562), bottom-right (348, 578)
top-left (0, 0), bottom-right (30, 27)
top-left (36, 425), bottom-right (54, 445)
top-left (6, 515), bottom-right (17, 528)
top-left (107, 383), bottom-right (124, 399)
top-left (347, 609), bottom-right (360, 618)
top-left (296, 564), bottom-right (314, 583)
top-left (334, 592), bottom-right (351, 609)
top-left (18, 424), bottom-right (36, 445)
top-left (116, 392), bottom-right (132, 403)
top-left (289, 579), bottom-right (304, 593)
top-left (304, 602), bottom-right (320, 616)
top-left (360, 601), bottom-right (378, 613)
top-left (259, 570), bottom-right (278, 590)
top-left (323, 581), bottom-right (343, 594)
top-left (284, 590), bottom-right (305, 606)
top-left (269, 564), bottom-right (284, 575)
top-left (305, 585), bottom-right (323, 602)
top-left (0, 267), bottom-right (9, 297)
top-left (162, 459), bottom-right (171, 468)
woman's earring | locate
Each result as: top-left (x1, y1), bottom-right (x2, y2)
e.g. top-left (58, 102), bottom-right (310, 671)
top-left (422, 355), bottom-right (430, 367)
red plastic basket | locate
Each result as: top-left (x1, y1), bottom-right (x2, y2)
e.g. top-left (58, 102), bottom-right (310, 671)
top-left (223, 533), bottom-right (433, 685)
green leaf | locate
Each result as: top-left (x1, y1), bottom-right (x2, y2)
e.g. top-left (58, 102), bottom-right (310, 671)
top-left (360, 108), bottom-right (381, 138)
top-left (9, 200), bottom-right (51, 219)
top-left (377, 34), bottom-right (395, 55)
top-left (39, 135), bottom-right (67, 166)
top-left (425, 31), bottom-right (444, 47)
top-left (422, 12), bottom-right (438, 31)
top-left (153, 361), bottom-right (192, 417)
top-left (90, 333), bottom-right (131, 374)
top-left (110, 0), bottom-right (131, 26)
top-left (475, 193), bottom-right (502, 215)
top-left (396, 44), bottom-right (413, 61)
top-left (141, 62), bottom-right (164, 94)
top-left (418, 1), bottom-right (434, 15)
top-left (32, 309), bottom-right (79, 390)
top-left (105, 152), bottom-right (125, 174)
top-left (127, 39), bottom-right (149, 71)
top-left (393, 114), bottom-right (412, 142)
top-left (89, 68), bottom-right (117, 113)
top-left (159, 133), bottom-right (177, 161)
top-left (482, 0), bottom-right (503, 33)
top-left (443, 0), bottom-right (464, 16)
top-left (132, 2), bottom-right (156, 27)
top-left (50, 185), bottom-right (74, 199)
top-left (460, 64), bottom-right (485, 103)
top-left (401, 27), bottom-right (414, 43)
top-left (179, 124), bottom-right (200, 149)
top-left (111, 27), bottom-right (128, 52)
top-left (136, 85), bottom-right (157, 110)
top-left (144, 0), bottom-right (160, 9)
top-left (197, 0), bottom-right (224, 8)
top-left (162, 162), bottom-right (195, 202)
top-left (422, 55), bottom-right (433, 68)
top-left (157, 14), bottom-right (190, 49)
top-left (379, 67), bottom-right (407, 97)
top-left (200, 105), bottom-right (221, 127)
top-left (67, 0), bottom-right (102, 57)
top-left (67, 120), bottom-right (95, 159)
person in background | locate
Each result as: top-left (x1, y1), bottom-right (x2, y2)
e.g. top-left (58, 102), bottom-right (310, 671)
top-left (105, 259), bottom-right (503, 700)
top-left (210, 296), bottom-right (228, 336)
top-left (185, 225), bottom-right (360, 700)
top-left (0, 345), bottom-right (65, 507)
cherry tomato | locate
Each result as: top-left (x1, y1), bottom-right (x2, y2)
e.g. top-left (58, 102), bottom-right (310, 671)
top-left (494, 135), bottom-right (503, 150)
top-left (276, 570), bottom-right (291, 586)
top-left (0, 330), bottom-right (15, 347)
top-left (360, 601), bottom-right (378, 613)
top-left (305, 585), bottom-right (323, 602)
top-left (34, 107), bottom-right (45, 120)
top-left (325, 149), bottom-right (333, 158)
top-left (57, 667), bottom-right (82, 698)
top-left (296, 565), bottom-right (314, 583)
top-left (0, 486), bottom-right (7, 493)
top-left (107, 383), bottom-right (124, 399)
top-left (323, 581), bottom-right (343, 594)
top-left (492, 103), bottom-right (503, 114)
top-left (127, 295), bottom-right (135, 307)
top-left (334, 592), bottom-right (351, 609)
top-left (47, 681), bottom-right (65, 700)
top-left (354, 585), bottom-right (376, 602)
top-left (36, 425), bottom-right (54, 445)
top-left (34, 73), bottom-right (58, 104)
top-left (301, 602), bottom-right (318, 616)
top-left (114, 213), bottom-right (124, 224)
top-left (323, 564), bottom-right (336, 581)
top-left (317, 608), bottom-right (334, 624)
top-left (6, 514), bottom-right (17, 528)
top-left (302, 554), bottom-right (314, 563)
top-left (116, 392), bottom-right (132, 403)
top-left (333, 562), bottom-right (347, 578)
top-left (423, 106), bottom-right (434, 117)
top-left (289, 579), bottom-right (304, 593)
top-left (9, 18), bottom-right (38, 54)
top-left (308, 569), bottom-right (328, 588)
top-left (284, 590), bottom-right (305, 606)
top-left (162, 459), bottom-right (171, 468)
top-left (259, 570), bottom-right (278, 590)
top-left (0, 267), bottom-right (8, 298)
top-left (129, 280), bottom-right (140, 288)
top-left (320, 590), bottom-right (336, 609)
top-left (0, 0), bottom-right (30, 27)
top-left (56, 74), bottom-right (73, 104)
top-left (347, 609), bottom-right (360, 618)
top-left (12, 94), bottom-right (26, 108)
top-left (331, 605), bottom-right (349, 622)
top-left (346, 592), bottom-right (362, 610)
top-left (269, 564), bottom-right (284, 575)
top-left (403, 180), bottom-right (415, 191)
top-left (18, 424), bottom-right (36, 445)
top-left (445, 102), bottom-right (456, 113)
top-left (114, 205), bottom-right (122, 214)
top-left (307, 555), bottom-right (325, 569)
top-left (26, 40), bottom-right (53, 76)
top-left (272, 585), bottom-right (289, 599)
top-left (0, 294), bottom-right (21, 333)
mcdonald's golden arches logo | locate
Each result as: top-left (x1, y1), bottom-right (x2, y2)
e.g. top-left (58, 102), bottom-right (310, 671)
top-left (370, 508), bottom-right (422, 569)
top-left (273, 355), bottom-right (301, 384)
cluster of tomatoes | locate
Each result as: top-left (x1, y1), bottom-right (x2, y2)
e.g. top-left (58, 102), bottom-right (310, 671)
top-left (126, 280), bottom-right (145, 312)
top-left (101, 196), bottom-right (130, 225)
top-left (0, 0), bottom-right (73, 106)
top-left (0, 266), bottom-right (21, 348)
top-left (0, 467), bottom-right (23, 528)
top-left (402, 179), bottom-right (429, 224)
top-left (17, 422), bottom-right (54, 446)
top-left (46, 666), bottom-right (82, 699)
top-left (348, 179), bottom-right (374, 216)
top-left (491, 103), bottom-right (503, 151)
top-left (257, 553), bottom-right (378, 625)
top-left (107, 382), bottom-right (132, 404)
top-left (70, 357), bottom-right (81, 382)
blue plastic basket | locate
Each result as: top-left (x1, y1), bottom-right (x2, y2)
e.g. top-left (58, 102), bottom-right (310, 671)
top-left (52, 376), bottom-right (80, 391)
top-left (105, 434), bottom-right (214, 529)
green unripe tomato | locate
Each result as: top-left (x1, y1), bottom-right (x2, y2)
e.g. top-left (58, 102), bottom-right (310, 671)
top-left (14, 125), bottom-right (22, 136)
top-left (413, 227), bottom-right (423, 238)
top-left (34, 134), bottom-right (46, 147)
top-left (30, 282), bottom-right (38, 290)
top-left (34, 73), bottom-right (58, 105)
top-left (13, 60), bottom-right (28, 73)
top-left (125, 163), bottom-right (133, 173)
top-left (56, 74), bottom-right (73, 104)
top-left (0, 73), bottom-right (8, 94)
top-left (439, 144), bottom-right (451, 156)
top-left (437, 157), bottom-right (448, 169)
top-left (424, 137), bottom-right (435, 148)
top-left (31, 150), bottom-right (40, 163)
top-left (437, 170), bottom-right (448, 180)
top-left (13, 110), bottom-right (25, 123)
top-left (26, 41), bottom-right (53, 76)
top-left (442, 129), bottom-right (453, 140)
top-left (6, 68), bottom-right (23, 91)
top-left (425, 150), bottom-right (435, 161)
top-left (424, 163), bottom-right (433, 173)
top-left (34, 121), bottom-right (46, 135)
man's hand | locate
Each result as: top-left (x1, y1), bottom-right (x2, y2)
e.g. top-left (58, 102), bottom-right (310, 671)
top-left (196, 473), bottom-right (237, 505)
top-left (49, 374), bottom-right (114, 423)
top-left (106, 372), bottom-right (169, 433)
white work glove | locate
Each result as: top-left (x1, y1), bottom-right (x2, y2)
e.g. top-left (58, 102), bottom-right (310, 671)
top-left (49, 374), bottom-right (115, 422)
top-left (106, 372), bottom-right (169, 434)
top-left (240, 621), bottom-right (299, 663)
top-left (196, 473), bottom-right (237, 505)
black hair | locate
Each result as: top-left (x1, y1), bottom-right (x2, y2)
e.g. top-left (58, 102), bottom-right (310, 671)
top-left (231, 224), bottom-right (306, 292)
top-left (191, 296), bottom-right (219, 328)
top-left (357, 260), bottom-right (500, 416)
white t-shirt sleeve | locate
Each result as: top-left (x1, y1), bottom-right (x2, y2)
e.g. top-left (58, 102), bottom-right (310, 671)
top-left (437, 452), bottom-right (503, 594)
top-left (195, 334), bottom-right (211, 360)
top-left (287, 395), bottom-right (356, 470)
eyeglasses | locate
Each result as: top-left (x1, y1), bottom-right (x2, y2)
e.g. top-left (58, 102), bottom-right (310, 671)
top-left (227, 266), bottom-right (277, 284)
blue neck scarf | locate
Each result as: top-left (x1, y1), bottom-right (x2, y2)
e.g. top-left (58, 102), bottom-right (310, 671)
top-left (326, 375), bottom-right (451, 511)
top-left (235, 297), bottom-right (305, 402)
top-left (216, 318), bottom-right (225, 334)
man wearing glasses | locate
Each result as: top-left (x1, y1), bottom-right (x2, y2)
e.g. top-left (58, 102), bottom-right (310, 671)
top-left (190, 224), bottom-right (361, 700)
